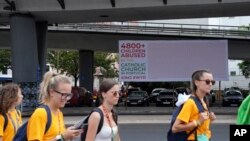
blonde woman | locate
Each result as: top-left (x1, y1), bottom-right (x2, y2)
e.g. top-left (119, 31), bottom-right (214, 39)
top-left (27, 72), bottom-right (82, 141)
top-left (0, 83), bottom-right (23, 141)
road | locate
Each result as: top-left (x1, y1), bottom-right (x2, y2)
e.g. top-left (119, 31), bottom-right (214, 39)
top-left (61, 115), bottom-right (236, 125)
top-left (119, 123), bottom-right (231, 141)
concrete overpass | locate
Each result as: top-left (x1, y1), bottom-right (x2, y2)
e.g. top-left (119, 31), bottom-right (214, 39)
top-left (1, 0), bottom-right (250, 24)
top-left (0, 0), bottom-right (250, 100)
top-left (1, 22), bottom-right (250, 60)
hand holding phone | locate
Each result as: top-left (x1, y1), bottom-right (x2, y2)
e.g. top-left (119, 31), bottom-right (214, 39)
top-left (74, 123), bottom-right (88, 130)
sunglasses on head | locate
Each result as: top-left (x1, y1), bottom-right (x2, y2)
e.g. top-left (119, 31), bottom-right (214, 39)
top-left (199, 79), bottom-right (216, 85)
top-left (110, 91), bottom-right (120, 97)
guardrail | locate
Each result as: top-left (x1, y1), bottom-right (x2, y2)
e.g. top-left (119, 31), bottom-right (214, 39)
top-left (51, 21), bottom-right (250, 39)
top-left (1, 21), bottom-right (250, 39)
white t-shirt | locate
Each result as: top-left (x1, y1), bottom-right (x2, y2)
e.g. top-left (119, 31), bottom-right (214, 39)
top-left (95, 125), bottom-right (118, 141)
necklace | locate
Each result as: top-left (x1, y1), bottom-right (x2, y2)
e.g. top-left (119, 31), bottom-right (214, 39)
top-left (102, 104), bottom-right (115, 141)
top-left (57, 111), bottom-right (61, 134)
top-left (7, 110), bottom-right (20, 133)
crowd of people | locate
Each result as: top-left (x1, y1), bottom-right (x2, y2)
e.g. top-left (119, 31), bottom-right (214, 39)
top-left (0, 69), bottom-right (249, 141)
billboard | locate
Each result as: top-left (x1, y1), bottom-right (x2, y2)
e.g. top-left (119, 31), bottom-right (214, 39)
top-left (119, 40), bottom-right (228, 82)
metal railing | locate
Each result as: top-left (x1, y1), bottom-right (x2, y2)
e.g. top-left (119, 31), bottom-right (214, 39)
top-left (49, 21), bottom-right (250, 39)
top-left (1, 21), bottom-right (250, 39)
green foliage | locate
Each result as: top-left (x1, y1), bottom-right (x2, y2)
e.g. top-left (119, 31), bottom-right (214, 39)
top-left (94, 52), bottom-right (118, 77)
top-left (0, 49), bottom-right (11, 72)
top-left (47, 51), bottom-right (118, 86)
top-left (238, 60), bottom-right (250, 78)
top-left (47, 50), bottom-right (79, 86)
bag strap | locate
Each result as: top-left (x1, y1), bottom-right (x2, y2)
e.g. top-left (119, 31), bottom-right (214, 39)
top-left (111, 109), bottom-right (118, 125)
top-left (1, 113), bottom-right (8, 132)
top-left (186, 96), bottom-right (205, 139)
top-left (91, 108), bottom-right (104, 134)
top-left (38, 105), bottom-right (52, 134)
top-left (190, 96), bottom-right (205, 113)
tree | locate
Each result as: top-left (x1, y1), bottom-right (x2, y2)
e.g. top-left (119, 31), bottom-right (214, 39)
top-left (94, 52), bottom-right (118, 77)
top-left (0, 49), bottom-right (11, 73)
top-left (47, 50), bottom-right (79, 86)
top-left (238, 60), bottom-right (250, 78)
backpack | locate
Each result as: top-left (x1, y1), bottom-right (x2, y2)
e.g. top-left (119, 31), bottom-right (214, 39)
top-left (1, 110), bottom-right (21, 132)
top-left (13, 105), bottom-right (52, 141)
top-left (72, 107), bottom-right (118, 141)
top-left (167, 96), bottom-right (204, 141)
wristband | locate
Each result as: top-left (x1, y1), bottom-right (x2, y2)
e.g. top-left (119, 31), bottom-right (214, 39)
top-left (193, 120), bottom-right (197, 127)
top-left (61, 134), bottom-right (65, 141)
top-left (56, 134), bottom-right (64, 141)
top-left (196, 120), bottom-right (201, 126)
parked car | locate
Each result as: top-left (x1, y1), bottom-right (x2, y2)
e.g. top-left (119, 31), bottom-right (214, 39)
top-left (206, 90), bottom-right (216, 107)
top-left (127, 87), bottom-right (141, 95)
top-left (149, 88), bottom-right (167, 103)
top-left (222, 90), bottom-right (244, 107)
top-left (156, 89), bottom-right (177, 106)
top-left (126, 90), bottom-right (150, 106)
top-left (175, 87), bottom-right (190, 95)
top-left (66, 87), bottom-right (87, 107)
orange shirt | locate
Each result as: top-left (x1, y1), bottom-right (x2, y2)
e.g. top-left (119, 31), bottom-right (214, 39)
top-left (27, 107), bottom-right (65, 141)
top-left (0, 110), bottom-right (22, 141)
top-left (177, 98), bottom-right (211, 140)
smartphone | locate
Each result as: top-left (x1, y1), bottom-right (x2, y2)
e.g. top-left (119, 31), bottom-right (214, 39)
top-left (74, 123), bottom-right (88, 129)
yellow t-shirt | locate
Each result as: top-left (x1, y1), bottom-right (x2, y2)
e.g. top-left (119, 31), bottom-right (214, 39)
top-left (27, 107), bottom-right (65, 141)
top-left (0, 110), bottom-right (22, 141)
top-left (177, 98), bottom-right (211, 140)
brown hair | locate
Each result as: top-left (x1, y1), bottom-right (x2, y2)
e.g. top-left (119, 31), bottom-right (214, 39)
top-left (99, 78), bottom-right (118, 94)
top-left (98, 78), bottom-right (119, 122)
top-left (191, 69), bottom-right (212, 92)
top-left (39, 71), bottom-right (71, 104)
top-left (191, 69), bottom-right (212, 107)
top-left (0, 83), bottom-right (20, 113)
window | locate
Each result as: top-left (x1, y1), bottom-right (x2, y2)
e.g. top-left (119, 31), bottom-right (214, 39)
top-left (230, 71), bottom-right (236, 76)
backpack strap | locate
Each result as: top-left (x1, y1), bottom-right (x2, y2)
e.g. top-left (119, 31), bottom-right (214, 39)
top-left (187, 96), bottom-right (205, 140)
top-left (190, 96), bottom-right (205, 113)
top-left (38, 105), bottom-right (52, 134)
top-left (91, 108), bottom-right (104, 134)
top-left (1, 113), bottom-right (8, 132)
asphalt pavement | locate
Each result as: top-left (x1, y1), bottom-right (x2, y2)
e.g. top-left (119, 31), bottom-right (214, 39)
top-left (22, 103), bottom-right (239, 117)
top-left (21, 102), bottom-right (238, 126)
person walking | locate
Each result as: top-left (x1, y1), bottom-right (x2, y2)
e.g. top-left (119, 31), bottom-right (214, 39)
top-left (0, 83), bottom-right (23, 141)
top-left (27, 72), bottom-right (82, 141)
top-left (236, 94), bottom-right (250, 125)
top-left (85, 78), bottom-right (121, 141)
top-left (171, 70), bottom-right (216, 141)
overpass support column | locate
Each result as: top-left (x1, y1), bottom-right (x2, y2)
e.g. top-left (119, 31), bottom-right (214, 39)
top-left (10, 14), bottom-right (38, 83)
top-left (79, 50), bottom-right (94, 92)
top-left (36, 21), bottom-right (48, 82)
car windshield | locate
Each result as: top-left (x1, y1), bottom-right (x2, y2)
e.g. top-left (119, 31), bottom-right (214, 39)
top-left (176, 89), bottom-right (187, 94)
top-left (130, 92), bottom-right (144, 97)
top-left (153, 89), bottom-right (163, 93)
top-left (225, 91), bottom-right (242, 96)
top-left (160, 92), bottom-right (175, 96)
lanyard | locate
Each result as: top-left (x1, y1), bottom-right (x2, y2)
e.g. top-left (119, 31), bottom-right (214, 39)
top-left (7, 111), bottom-right (19, 133)
top-left (102, 105), bottom-right (115, 141)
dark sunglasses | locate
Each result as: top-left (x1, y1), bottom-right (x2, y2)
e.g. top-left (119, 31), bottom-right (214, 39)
top-left (54, 90), bottom-right (73, 100)
top-left (199, 79), bottom-right (215, 85)
top-left (110, 91), bottom-right (120, 97)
